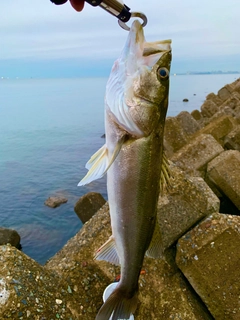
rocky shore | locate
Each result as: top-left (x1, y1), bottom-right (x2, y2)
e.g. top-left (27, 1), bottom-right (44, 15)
top-left (0, 78), bottom-right (240, 319)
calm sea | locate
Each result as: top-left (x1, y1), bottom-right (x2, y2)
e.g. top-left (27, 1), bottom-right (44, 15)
top-left (0, 74), bottom-right (239, 264)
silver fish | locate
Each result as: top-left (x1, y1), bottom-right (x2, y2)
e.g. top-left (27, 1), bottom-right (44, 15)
top-left (79, 20), bottom-right (172, 320)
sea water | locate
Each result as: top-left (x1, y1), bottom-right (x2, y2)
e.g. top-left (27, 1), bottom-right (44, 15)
top-left (0, 74), bottom-right (239, 264)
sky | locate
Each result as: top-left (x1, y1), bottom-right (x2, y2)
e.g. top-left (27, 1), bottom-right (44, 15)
top-left (0, 0), bottom-right (239, 78)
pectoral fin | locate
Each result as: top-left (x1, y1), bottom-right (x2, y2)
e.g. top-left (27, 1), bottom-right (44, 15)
top-left (78, 144), bottom-right (108, 186)
top-left (145, 221), bottom-right (163, 259)
top-left (103, 134), bottom-right (128, 174)
top-left (94, 236), bottom-right (120, 266)
top-left (78, 135), bottom-right (128, 186)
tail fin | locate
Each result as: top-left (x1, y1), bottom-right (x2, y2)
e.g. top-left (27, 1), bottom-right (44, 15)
top-left (96, 286), bottom-right (138, 320)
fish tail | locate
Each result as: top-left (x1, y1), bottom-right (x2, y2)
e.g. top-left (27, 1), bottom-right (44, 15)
top-left (96, 286), bottom-right (138, 320)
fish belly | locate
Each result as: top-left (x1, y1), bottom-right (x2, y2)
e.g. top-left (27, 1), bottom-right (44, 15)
top-left (107, 132), bottom-right (163, 289)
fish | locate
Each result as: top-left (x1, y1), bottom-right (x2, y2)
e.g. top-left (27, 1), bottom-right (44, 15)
top-left (79, 20), bottom-right (172, 320)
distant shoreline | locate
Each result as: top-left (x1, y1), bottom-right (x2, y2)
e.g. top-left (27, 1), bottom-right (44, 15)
top-left (172, 71), bottom-right (240, 76)
top-left (0, 72), bottom-right (240, 80)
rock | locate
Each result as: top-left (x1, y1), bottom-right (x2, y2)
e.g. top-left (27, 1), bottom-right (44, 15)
top-left (207, 150), bottom-right (240, 209)
top-left (176, 212), bottom-right (240, 320)
top-left (217, 84), bottom-right (234, 101)
top-left (164, 117), bottom-right (189, 155)
top-left (0, 244), bottom-right (80, 319)
top-left (200, 100), bottom-right (219, 118)
top-left (157, 164), bottom-right (220, 250)
top-left (44, 196), bottom-right (68, 208)
top-left (224, 124), bottom-right (240, 150)
top-left (74, 192), bottom-right (106, 223)
top-left (101, 134), bottom-right (105, 138)
top-left (191, 109), bottom-right (202, 121)
top-left (176, 111), bottom-right (201, 136)
top-left (0, 227), bottom-right (21, 248)
top-left (46, 204), bottom-right (213, 320)
top-left (183, 98), bottom-right (189, 102)
top-left (194, 115), bottom-right (237, 146)
top-left (171, 134), bottom-right (224, 176)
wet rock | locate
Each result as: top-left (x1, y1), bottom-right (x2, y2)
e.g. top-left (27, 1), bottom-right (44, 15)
top-left (0, 227), bottom-right (21, 248)
top-left (0, 244), bottom-right (80, 319)
top-left (217, 84), bottom-right (234, 101)
top-left (200, 100), bottom-right (219, 118)
top-left (176, 213), bottom-right (240, 320)
top-left (46, 204), bottom-right (213, 320)
top-left (207, 150), bottom-right (240, 209)
top-left (157, 164), bottom-right (220, 250)
top-left (171, 134), bottom-right (224, 176)
top-left (191, 109), bottom-right (202, 121)
top-left (164, 117), bottom-right (189, 155)
top-left (176, 111), bottom-right (201, 136)
top-left (74, 192), bottom-right (106, 223)
top-left (44, 196), bottom-right (68, 208)
top-left (183, 98), bottom-right (189, 102)
top-left (194, 115), bottom-right (237, 146)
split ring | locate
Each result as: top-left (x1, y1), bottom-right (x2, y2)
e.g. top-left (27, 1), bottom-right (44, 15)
top-left (118, 12), bottom-right (148, 31)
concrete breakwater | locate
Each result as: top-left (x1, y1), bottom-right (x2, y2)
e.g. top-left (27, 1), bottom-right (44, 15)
top-left (0, 78), bottom-right (240, 319)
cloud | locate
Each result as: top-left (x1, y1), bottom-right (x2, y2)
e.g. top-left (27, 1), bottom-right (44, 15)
top-left (0, 0), bottom-right (239, 75)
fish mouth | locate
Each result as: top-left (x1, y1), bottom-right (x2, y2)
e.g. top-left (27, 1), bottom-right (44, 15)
top-left (123, 20), bottom-right (172, 70)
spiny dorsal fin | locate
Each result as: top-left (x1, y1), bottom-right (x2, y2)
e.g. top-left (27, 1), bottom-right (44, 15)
top-left (145, 221), bottom-right (163, 259)
top-left (78, 135), bottom-right (128, 186)
top-left (94, 236), bottom-right (120, 266)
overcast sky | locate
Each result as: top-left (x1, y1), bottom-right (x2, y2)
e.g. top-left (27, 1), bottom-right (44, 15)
top-left (0, 0), bottom-right (239, 77)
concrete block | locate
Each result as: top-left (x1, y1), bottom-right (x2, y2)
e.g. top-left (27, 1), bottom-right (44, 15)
top-left (233, 78), bottom-right (240, 94)
top-left (207, 150), bottom-right (240, 209)
top-left (176, 213), bottom-right (240, 320)
top-left (191, 109), bottom-right (202, 121)
top-left (158, 165), bottom-right (220, 249)
top-left (196, 115), bottom-right (237, 146)
top-left (224, 125), bottom-right (240, 151)
top-left (206, 92), bottom-right (223, 106)
top-left (201, 100), bottom-right (219, 118)
top-left (171, 134), bottom-right (224, 175)
top-left (0, 228), bottom-right (21, 248)
top-left (0, 244), bottom-right (79, 319)
top-left (219, 92), bottom-right (240, 112)
top-left (74, 192), bottom-right (106, 223)
top-left (176, 111), bottom-right (201, 135)
top-left (217, 84), bottom-right (234, 101)
top-left (46, 204), bottom-right (213, 320)
top-left (164, 117), bottom-right (188, 153)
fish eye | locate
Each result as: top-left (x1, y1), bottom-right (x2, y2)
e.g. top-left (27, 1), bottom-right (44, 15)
top-left (157, 67), bottom-right (169, 80)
